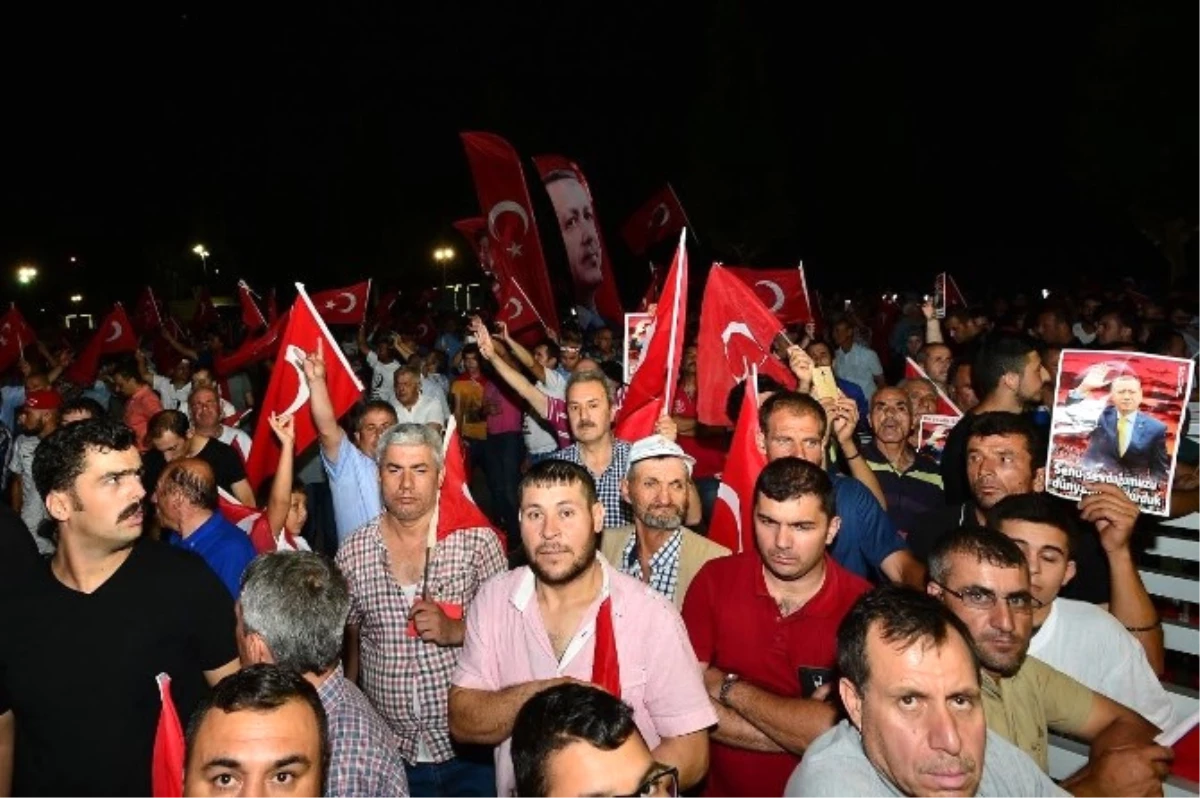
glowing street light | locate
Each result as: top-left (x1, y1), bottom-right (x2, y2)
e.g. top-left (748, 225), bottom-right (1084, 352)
top-left (16, 265), bottom-right (38, 285)
top-left (433, 246), bottom-right (455, 291)
top-left (192, 244), bottom-right (210, 274)
top-left (70, 294), bottom-right (83, 303)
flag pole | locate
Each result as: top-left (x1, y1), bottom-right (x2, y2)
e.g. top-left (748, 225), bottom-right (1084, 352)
top-left (421, 415), bottom-right (456, 601)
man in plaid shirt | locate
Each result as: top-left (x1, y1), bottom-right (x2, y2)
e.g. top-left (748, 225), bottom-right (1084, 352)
top-left (238, 551), bottom-right (409, 797)
top-left (335, 423), bottom-right (506, 797)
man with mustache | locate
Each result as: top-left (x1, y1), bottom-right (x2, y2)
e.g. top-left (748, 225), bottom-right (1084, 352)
top-left (681, 457), bottom-right (870, 796)
top-left (544, 169), bottom-right (608, 331)
top-left (449, 459), bottom-right (715, 798)
top-left (788, 586), bottom-right (1069, 796)
top-left (154, 457), bottom-right (257, 597)
top-left (0, 419), bottom-right (240, 795)
top-left (927, 527), bottom-right (1170, 794)
top-left (862, 387), bottom-right (944, 536)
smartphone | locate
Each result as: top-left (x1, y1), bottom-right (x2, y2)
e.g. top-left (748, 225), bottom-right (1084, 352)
top-left (798, 667), bottom-right (835, 698)
top-left (812, 366), bottom-right (839, 400)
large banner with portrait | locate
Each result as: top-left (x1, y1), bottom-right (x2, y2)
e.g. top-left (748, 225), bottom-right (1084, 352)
top-left (1045, 350), bottom-right (1195, 516)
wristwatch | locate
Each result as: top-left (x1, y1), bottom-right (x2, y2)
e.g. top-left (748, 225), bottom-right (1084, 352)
top-left (718, 672), bottom-right (740, 707)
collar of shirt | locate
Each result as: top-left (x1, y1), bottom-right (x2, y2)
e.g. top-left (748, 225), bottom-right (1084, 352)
top-left (752, 553), bottom-right (849, 621)
top-left (171, 512), bottom-right (228, 552)
top-left (316, 665), bottom-right (349, 706)
top-left (509, 557), bottom-right (617, 673)
top-left (620, 528), bottom-right (683, 593)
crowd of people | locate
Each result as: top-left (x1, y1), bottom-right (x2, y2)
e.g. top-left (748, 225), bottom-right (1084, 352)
top-left (0, 274), bottom-right (1196, 797)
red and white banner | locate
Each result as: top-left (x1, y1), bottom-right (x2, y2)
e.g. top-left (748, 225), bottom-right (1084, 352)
top-left (461, 131), bottom-right (560, 333)
top-left (244, 285), bottom-right (364, 489)
top-left (696, 265), bottom-right (797, 427)
top-left (64, 304), bottom-right (139, 385)
top-left (904, 358), bottom-right (963, 418)
top-left (437, 416), bottom-right (503, 545)
top-left (237, 280), bottom-right (267, 331)
top-left (615, 230), bottom-right (688, 440)
top-left (621, 184), bottom-right (690, 257)
top-left (215, 311), bottom-right (289, 377)
top-left (0, 304), bottom-right (36, 373)
top-left (533, 154), bottom-right (623, 324)
top-left (708, 368), bottom-right (766, 554)
top-left (933, 272), bottom-right (968, 319)
top-left (310, 280), bottom-right (370, 326)
top-left (496, 276), bottom-right (547, 339)
top-left (726, 264), bottom-right (816, 326)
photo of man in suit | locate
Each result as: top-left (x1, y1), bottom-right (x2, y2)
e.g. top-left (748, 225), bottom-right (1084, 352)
top-left (1083, 371), bottom-right (1170, 480)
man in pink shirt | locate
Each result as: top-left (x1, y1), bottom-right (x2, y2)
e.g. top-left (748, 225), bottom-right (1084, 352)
top-left (112, 360), bottom-right (164, 452)
top-left (449, 459), bottom-right (716, 797)
top-left (482, 350), bottom-right (525, 549)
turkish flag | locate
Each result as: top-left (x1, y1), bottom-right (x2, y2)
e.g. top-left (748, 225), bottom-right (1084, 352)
top-left (533, 154), bottom-right (624, 324)
top-left (217, 487), bottom-right (306, 554)
top-left (904, 358), bottom-right (963, 417)
top-left (244, 285), bottom-right (364, 490)
top-left (134, 287), bottom-right (163, 333)
top-left (153, 317), bottom-right (187, 374)
top-left (191, 289), bottom-right (218, 330)
top-left (592, 598), bottom-right (621, 696)
top-left (310, 281), bottom-right (370, 326)
top-left (452, 217), bottom-right (487, 260)
top-left (374, 290), bottom-right (398, 326)
top-left (64, 304), bottom-right (138, 385)
top-left (614, 231), bottom-right (688, 440)
top-left (621, 184), bottom-right (689, 257)
top-left (461, 131), bottom-right (560, 333)
top-left (215, 311), bottom-right (289, 377)
top-left (726, 265), bottom-right (815, 325)
top-left (437, 416), bottom-right (504, 546)
top-left (697, 265), bottom-right (797, 427)
top-left (496, 276), bottom-right (546, 340)
top-left (237, 281), bottom-right (267, 331)
top-left (933, 272), bottom-right (968, 319)
top-left (0, 305), bottom-right (36, 372)
top-left (708, 371), bottom-right (765, 553)
top-left (151, 673), bottom-right (185, 798)
top-left (413, 315), bottom-right (437, 348)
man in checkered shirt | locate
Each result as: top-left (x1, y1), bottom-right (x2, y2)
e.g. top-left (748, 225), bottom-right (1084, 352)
top-left (335, 423), bottom-right (506, 797)
top-left (237, 551), bottom-right (409, 797)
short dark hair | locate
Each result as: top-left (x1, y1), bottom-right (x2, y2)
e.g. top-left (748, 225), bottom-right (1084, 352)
top-left (1097, 304), bottom-right (1140, 338)
top-left (986, 493), bottom-right (1080, 559)
top-left (518, 459), bottom-right (598, 508)
top-left (759, 391), bottom-right (828, 438)
top-left (536, 340), bottom-right (561, 362)
top-left (111, 358), bottom-right (141, 383)
top-left (60, 396), bottom-right (106, 421)
top-left (725, 374), bottom-right (787, 425)
top-left (149, 409), bottom-right (190, 441)
top-left (972, 335), bottom-right (1036, 397)
top-left (965, 411), bottom-right (1045, 463)
top-left (461, 343), bottom-right (482, 361)
top-left (837, 584), bottom-right (979, 692)
top-left (512, 682), bottom-right (639, 798)
top-left (927, 525), bottom-right (1028, 585)
top-left (349, 400), bottom-right (398, 433)
top-left (754, 457), bottom-right (835, 518)
top-left (159, 459), bottom-right (218, 511)
top-left (184, 664), bottom-right (329, 777)
top-left (32, 418), bottom-right (137, 500)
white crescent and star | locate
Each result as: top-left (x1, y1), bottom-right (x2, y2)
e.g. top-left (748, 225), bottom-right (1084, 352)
top-left (649, 203), bottom-right (671, 230)
top-left (505, 297), bottom-right (524, 321)
top-left (721, 321), bottom-right (767, 382)
top-left (756, 280), bottom-right (786, 313)
top-left (335, 292), bottom-right (357, 314)
top-left (106, 321), bottom-right (123, 343)
top-left (487, 200), bottom-right (530, 240)
top-left (281, 345), bottom-right (312, 417)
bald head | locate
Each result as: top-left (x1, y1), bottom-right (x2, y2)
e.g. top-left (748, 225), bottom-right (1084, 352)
top-left (159, 457), bottom-right (218, 511)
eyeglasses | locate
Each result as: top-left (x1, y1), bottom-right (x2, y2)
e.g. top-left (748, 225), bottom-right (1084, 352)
top-left (933, 582), bottom-right (1043, 613)
top-left (617, 764), bottom-right (679, 797)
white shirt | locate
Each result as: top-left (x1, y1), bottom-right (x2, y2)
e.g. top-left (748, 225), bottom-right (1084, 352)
top-left (420, 374), bottom-right (451, 418)
top-left (366, 351), bottom-right (402, 404)
top-left (9, 436), bottom-right (51, 553)
top-left (525, 369), bottom-right (567, 455)
top-left (391, 393), bottom-right (447, 429)
top-left (833, 342), bottom-right (884, 402)
top-left (184, 395), bottom-right (236, 421)
top-left (151, 375), bottom-right (193, 411)
top-left (218, 425), bottom-right (253, 462)
top-left (1029, 597), bottom-right (1176, 730)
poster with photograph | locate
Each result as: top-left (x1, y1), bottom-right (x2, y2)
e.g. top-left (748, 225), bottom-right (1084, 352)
top-left (932, 273), bottom-right (947, 319)
top-left (623, 312), bottom-right (654, 384)
top-left (917, 414), bottom-right (962, 464)
top-left (1045, 350), bottom-right (1195, 517)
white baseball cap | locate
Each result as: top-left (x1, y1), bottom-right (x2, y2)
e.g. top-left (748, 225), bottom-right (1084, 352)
top-left (627, 434), bottom-right (696, 475)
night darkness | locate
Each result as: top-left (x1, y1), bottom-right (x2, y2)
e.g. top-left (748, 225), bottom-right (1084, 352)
top-left (2, 3), bottom-right (1196, 317)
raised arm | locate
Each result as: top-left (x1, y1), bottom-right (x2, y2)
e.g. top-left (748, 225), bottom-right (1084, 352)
top-left (922, 300), bottom-right (945, 344)
top-left (160, 323), bottom-right (200, 362)
top-left (829, 396), bottom-right (887, 509)
top-left (495, 322), bottom-right (547, 382)
top-left (356, 323), bottom-right (371, 357)
top-left (263, 412), bottom-right (297, 536)
top-left (301, 339), bottom-right (348, 462)
top-left (472, 319), bottom-right (549, 418)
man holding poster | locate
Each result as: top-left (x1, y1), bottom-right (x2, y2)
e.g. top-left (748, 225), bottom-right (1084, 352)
top-left (1047, 350), bottom-right (1194, 517)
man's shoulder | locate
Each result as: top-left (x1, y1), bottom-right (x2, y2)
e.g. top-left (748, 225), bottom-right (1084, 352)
top-left (979, 729), bottom-right (1069, 796)
top-left (787, 721), bottom-right (884, 796)
top-left (470, 566), bottom-right (527, 610)
top-left (1048, 598), bottom-right (1130, 641)
top-left (691, 550), bottom-right (754, 587)
top-left (680, 527), bottom-right (731, 559)
top-left (609, 567), bottom-right (679, 618)
top-left (826, 557), bottom-right (873, 605)
top-left (336, 517), bottom-right (383, 563)
top-left (135, 539), bottom-right (227, 583)
top-left (601, 526), bottom-right (634, 561)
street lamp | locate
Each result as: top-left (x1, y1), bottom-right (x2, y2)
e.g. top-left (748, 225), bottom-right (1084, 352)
top-left (16, 265), bottom-right (38, 285)
top-left (433, 246), bottom-right (456, 294)
top-left (192, 244), bottom-right (210, 275)
top-left (70, 294), bottom-right (83, 303)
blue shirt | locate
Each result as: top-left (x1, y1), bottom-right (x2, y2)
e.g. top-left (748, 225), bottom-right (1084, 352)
top-left (0, 386), bottom-right (25, 432)
top-left (829, 473), bottom-right (906, 582)
top-left (168, 512), bottom-right (256, 597)
top-left (320, 434), bottom-right (382, 544)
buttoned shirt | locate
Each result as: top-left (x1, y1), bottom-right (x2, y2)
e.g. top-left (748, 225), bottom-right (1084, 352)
top-left (321, 434), bottom-right (382, 544)
top-left (391, 393), bottom-right (447, 429)
top-left (833, 341), bottom-right (883, 402)
top-left (317, 668), bottom-right (410, 797)
top-left (166, 512), bottom-right (256, 597)
top-left (151, 374), bottom-right (192, 411)
top-left (334, 517), bottom-right (506, 763)
top-left (452, 557), bottom-right (717, 797)
top-left (619, 527), bottom-right (683, 602)
top-left (551, 439), bottom-right (632, 527)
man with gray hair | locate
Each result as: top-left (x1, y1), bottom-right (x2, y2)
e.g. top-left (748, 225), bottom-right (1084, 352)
top-left (334, 422), bottom-right (506, 796)
top-left (238, 552), bottom-right (410, 797)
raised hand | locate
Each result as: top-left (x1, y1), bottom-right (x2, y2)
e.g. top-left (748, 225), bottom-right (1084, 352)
top-left (267, 412), bottom-right (296, 447)
top-left (301, 337), bottom-right (327, 383)
top-left (1078, 481), bottom-right (1140, 553)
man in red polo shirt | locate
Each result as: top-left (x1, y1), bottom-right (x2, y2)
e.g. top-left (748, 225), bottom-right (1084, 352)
top-left (682, 457), bottom-right (871, 796)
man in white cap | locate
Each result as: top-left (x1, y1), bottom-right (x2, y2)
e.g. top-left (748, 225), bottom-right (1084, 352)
top-left (601, 435), bottom-right (730, 609)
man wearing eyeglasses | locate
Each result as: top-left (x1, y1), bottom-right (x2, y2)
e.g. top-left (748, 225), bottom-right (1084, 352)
top-left (926, 526), bottom-right (1171, 795)
top-left (512, 682), bottom-right (680, 797)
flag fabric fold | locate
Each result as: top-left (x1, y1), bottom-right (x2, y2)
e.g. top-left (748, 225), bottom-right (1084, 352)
top-left (237, 281), bottom-right (267, 331)
top-left (63, 304), bottom-right (138, 385)
top-left (436, 415), bottom-right (503, 547)
top-left (0, 305), bottom-right (35, 372)
top-left (707, 369), bottom-right (766, 554)
top-left (151, 672), bottom-right (185, 798)
top-left (591, 597), bottom-right (621, 697)
top-left (215, 311), bottom-right (289, 378)
top-left (904, 357), bottom-right (963, 418)
top-left (621, 184), bottom-right (689, 257)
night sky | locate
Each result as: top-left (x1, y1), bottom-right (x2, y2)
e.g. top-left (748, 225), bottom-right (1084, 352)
top-left (3, 3), bottom-right (1195, 317)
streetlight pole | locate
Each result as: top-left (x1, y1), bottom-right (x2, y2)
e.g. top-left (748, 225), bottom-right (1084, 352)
top-left (192, 244), bottom-right (210, 276)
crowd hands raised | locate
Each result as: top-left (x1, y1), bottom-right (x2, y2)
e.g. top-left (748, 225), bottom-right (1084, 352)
top-left (0, 277), bottom-right (1195, 797)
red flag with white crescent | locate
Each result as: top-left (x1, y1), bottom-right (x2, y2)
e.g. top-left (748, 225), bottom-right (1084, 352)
top-left (244, 285), bottom-right (364, 490)
top-left (437, 416), bottom-right (504, 547)
top-left (64, 304), bottom-right (138, 385)
top-left (496, 276), bottom-right (546, 340)
top-left (0, 305), bottom-right (35, 373)
top-left (696, 266), bottom-right (797, 427)
top-left (215, 311), bottom-right (289, 377)
top-left (621, 184), bottom-right (690, 257)
top-left (725, 265), bottom-right (814, 325)
top-left (904, 358), bottom-right (963, 418)
top-left (614, 230), bottom-right (688, 440)
top-left (707, 368), bottom-right (765, 554)
top-left (237, 280), bottom-right (267, 331)
top-left (533, 154), bottom-right (624, 324)
top-left (461, 131), bottom-right (560, 333)
top-left (310, 280), bottom-right (370, 326)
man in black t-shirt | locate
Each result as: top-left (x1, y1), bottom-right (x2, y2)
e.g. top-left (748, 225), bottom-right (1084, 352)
top-left (0, 419), bottom-right (239, 796)
top-left (142, 410), bottom-right (256, 506)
